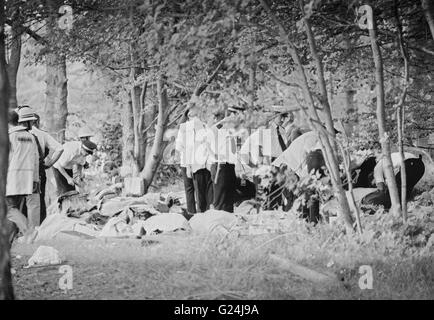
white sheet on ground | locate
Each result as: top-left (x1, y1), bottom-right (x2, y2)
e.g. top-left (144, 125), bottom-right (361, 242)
top-left (189, 210), bottom-right (238, 234)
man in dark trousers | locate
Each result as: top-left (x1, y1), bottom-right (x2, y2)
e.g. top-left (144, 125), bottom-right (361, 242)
top-left (185, 105), bottom-right (213, 212)
top-left (18, 106), bottom-right (64, 224)
top-left (6, 110), bottom-right (39, 241)
top-left (205, 110), bottom-right (238, 213)
top-left (175, 110), bottom-right (197, 216)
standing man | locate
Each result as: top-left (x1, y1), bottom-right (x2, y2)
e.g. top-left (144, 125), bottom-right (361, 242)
top-left (175, 110), bottom-right (197, 216)
top-left (205, 109), bottom-right (238, 213)
top-left (18, 106), bottom-right (64, 224)
top-left (6, 109), bottom-right (40, 239)
top-left (185, 105), bottom-right (213, 213)
top-left (52, 139), bottom-right (97, 196)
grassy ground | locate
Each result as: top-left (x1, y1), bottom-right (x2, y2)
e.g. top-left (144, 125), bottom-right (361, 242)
top-left (11, 167), bottom-right (434, 300)
top-left (11, 230), bottom-right (434, 300)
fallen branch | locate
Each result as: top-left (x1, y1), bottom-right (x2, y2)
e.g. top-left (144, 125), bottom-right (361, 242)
top-left (269, 254), bottom-right (338, 284)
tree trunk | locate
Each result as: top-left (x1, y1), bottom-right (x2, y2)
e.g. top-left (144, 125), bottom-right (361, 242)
top-left (421, 0), bottom-right (434, 41)
top-left (130, 78), bottom-right (147, 172)
top-left (44, 0), bottom-right (68, 143)
top-left (6, 18), bottom-right (21, 110)
top-left (368, 17), bottom-right (401, 216)
top-left (0, 0), bottom-right (15, 299)
top-left (258, 0), bottom-right (354, 230)
top-left (121, 93), bottom-right (139, 177)
top-left (140, 77), bottom-right (169, 193)
top-left (44, 52), bottom-right (68, 143)
top-left (395, 0), bottom-right (410, 220)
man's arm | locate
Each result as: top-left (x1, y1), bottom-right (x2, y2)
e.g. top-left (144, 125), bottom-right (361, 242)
top-left (373, 160), bottom-right (386, 190)
top-left (44, 149), bottom-right (64, 169)
top-left (56, 166), bottom-right (75, 186)
top-left (44, 133), bottom-right (64, 168)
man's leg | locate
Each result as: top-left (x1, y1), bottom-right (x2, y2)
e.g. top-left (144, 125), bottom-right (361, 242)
top-left (305, 149), bottom-right (326, 223)
top-left (53, 168), bottom-right (75, 196)
top-left (396, 158), bottom-right (426, 199)
top-left (193, 168), bottom-right (213, 212)
top-left (40, 170), bottom-right (47, 224)
top-left (213, 164), bottom-right (236, 213)
top-left (181, 167), bottom-right (196, 214)
top-left (26, 193), bottom-right (41, 229)
top-left (6, 196), bottom-right (29, 236)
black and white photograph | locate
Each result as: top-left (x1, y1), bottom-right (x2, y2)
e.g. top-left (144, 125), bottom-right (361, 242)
top-left (0, 0), bottom-right (433, 304)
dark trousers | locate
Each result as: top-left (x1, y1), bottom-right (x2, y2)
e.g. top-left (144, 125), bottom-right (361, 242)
top-left (302, 149), bottom-right (325, 224)
top-left (362, 157), bottom-right (425, 210)
top-left (193, 168), bottom-right (213, 212)
top-left (211, 163), bottom-right (237, 213)
top-left (40, 169), bottom-right (47, 223)
top-left (264, 182), bottom-right (295, 212)
top-left (396, 157), bottom-right (425, 199)
top-left (234, 177), bottom-right (256, 206)
top-left (181, 167), bottom-right (197, 214)
top-left (53, 168), bottom-right (75, 196)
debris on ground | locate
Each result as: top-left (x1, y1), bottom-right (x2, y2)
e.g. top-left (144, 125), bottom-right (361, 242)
top-left (26, 246), bottom-right (63, 268)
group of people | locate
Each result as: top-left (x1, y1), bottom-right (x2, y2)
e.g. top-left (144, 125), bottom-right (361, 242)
top-left (6, 106), bottom-right (97, 243)
top-left (175, 105), bottom-right (305, 217)
top-left (176, 105), bottom-right (426, 223)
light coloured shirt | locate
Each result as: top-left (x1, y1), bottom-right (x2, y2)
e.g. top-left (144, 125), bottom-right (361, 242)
top-left (374, 152), bottom-right (417, 184)
top-left (53, 141), bottom-right (87, 170)
top-left (7, 126), bottom-right (39, 196)
top-left (175, 123), bottom-right (187, 167)
top-left (184, 118), bottom-right (210, 173)
top-left (272, 131), bottom-right (322, 178)
top-left (239, 127), bottom-right (283, 166)
top-left (31, 127), bottom-right (63, 157)
top-left (205, 125), bottom-right (237, 164)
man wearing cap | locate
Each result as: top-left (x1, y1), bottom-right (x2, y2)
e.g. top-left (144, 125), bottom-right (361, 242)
top-left (52, 139), bottom-right (97, 195)
top-left (18, 106), bottom-right (64, 224)
top-left (78, 126), bottom-right (94, 142)
top-left (205, 109), bottom-right (238, 213)
top-left (6, 109), bottom-right (40, 240)
top-left (184, 105), bottom-right (214, 213)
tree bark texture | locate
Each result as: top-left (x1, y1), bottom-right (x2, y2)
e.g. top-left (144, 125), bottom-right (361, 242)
top-left (368, 20), bottom-right (401, 216)
top-left (0, 0), bottom-right (15, 299)
top-left (44, 0), bottom-right (68, 143)
top-left (140, 77), bottom-right (169, 193)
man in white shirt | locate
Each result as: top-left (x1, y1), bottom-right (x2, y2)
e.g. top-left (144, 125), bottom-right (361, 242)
top-left (239, 126), bottom-right (281, 168)
top-left (271, 130), bottom-right (327, 223)
top-left (52, 139), bottom-right (97, 196)
top-left (22, 107), bottom-right (64, 224)
top-left (184, 106), bottom-right (213, 212)
top-left (6, 110), bottom-right (40, 239)
top-left (205, 110), bottom-right (238, 213)
top-left (272, 130), bottom-right (324, 179)
top-left (175, 110), bottom-right (197, 215)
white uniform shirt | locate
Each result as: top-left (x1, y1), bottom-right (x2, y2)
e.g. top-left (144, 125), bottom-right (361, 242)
top-left (31, 127), bottom-right (63, 157)
top-left (205, 126), bottom-right (237, 164)
top-left (239, 127), bottom-right (283, 166)
top-left (53, 141), bottom-right (87, 170)
top-left (6, 126), bottom-right (39, 196)
top-left (175, 123), bottom-right (187, 167)
top-left (374, 152), bottom-right (418, 184)
top-left (272, 131), bottom-right (322, 178)
top-left (184, 118), bottom-right (210, 173)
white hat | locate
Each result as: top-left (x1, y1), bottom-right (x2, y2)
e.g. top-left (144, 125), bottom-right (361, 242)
top-left (17, 106), bottom-right (38, 123)
top-left (78, 127), bottom-right (94, 138)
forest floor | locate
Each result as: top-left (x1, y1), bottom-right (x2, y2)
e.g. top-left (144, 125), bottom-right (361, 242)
top-left (10, 167), bottom-right (434, 300)
top-left (10, 228), bottom-right (434, 300)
